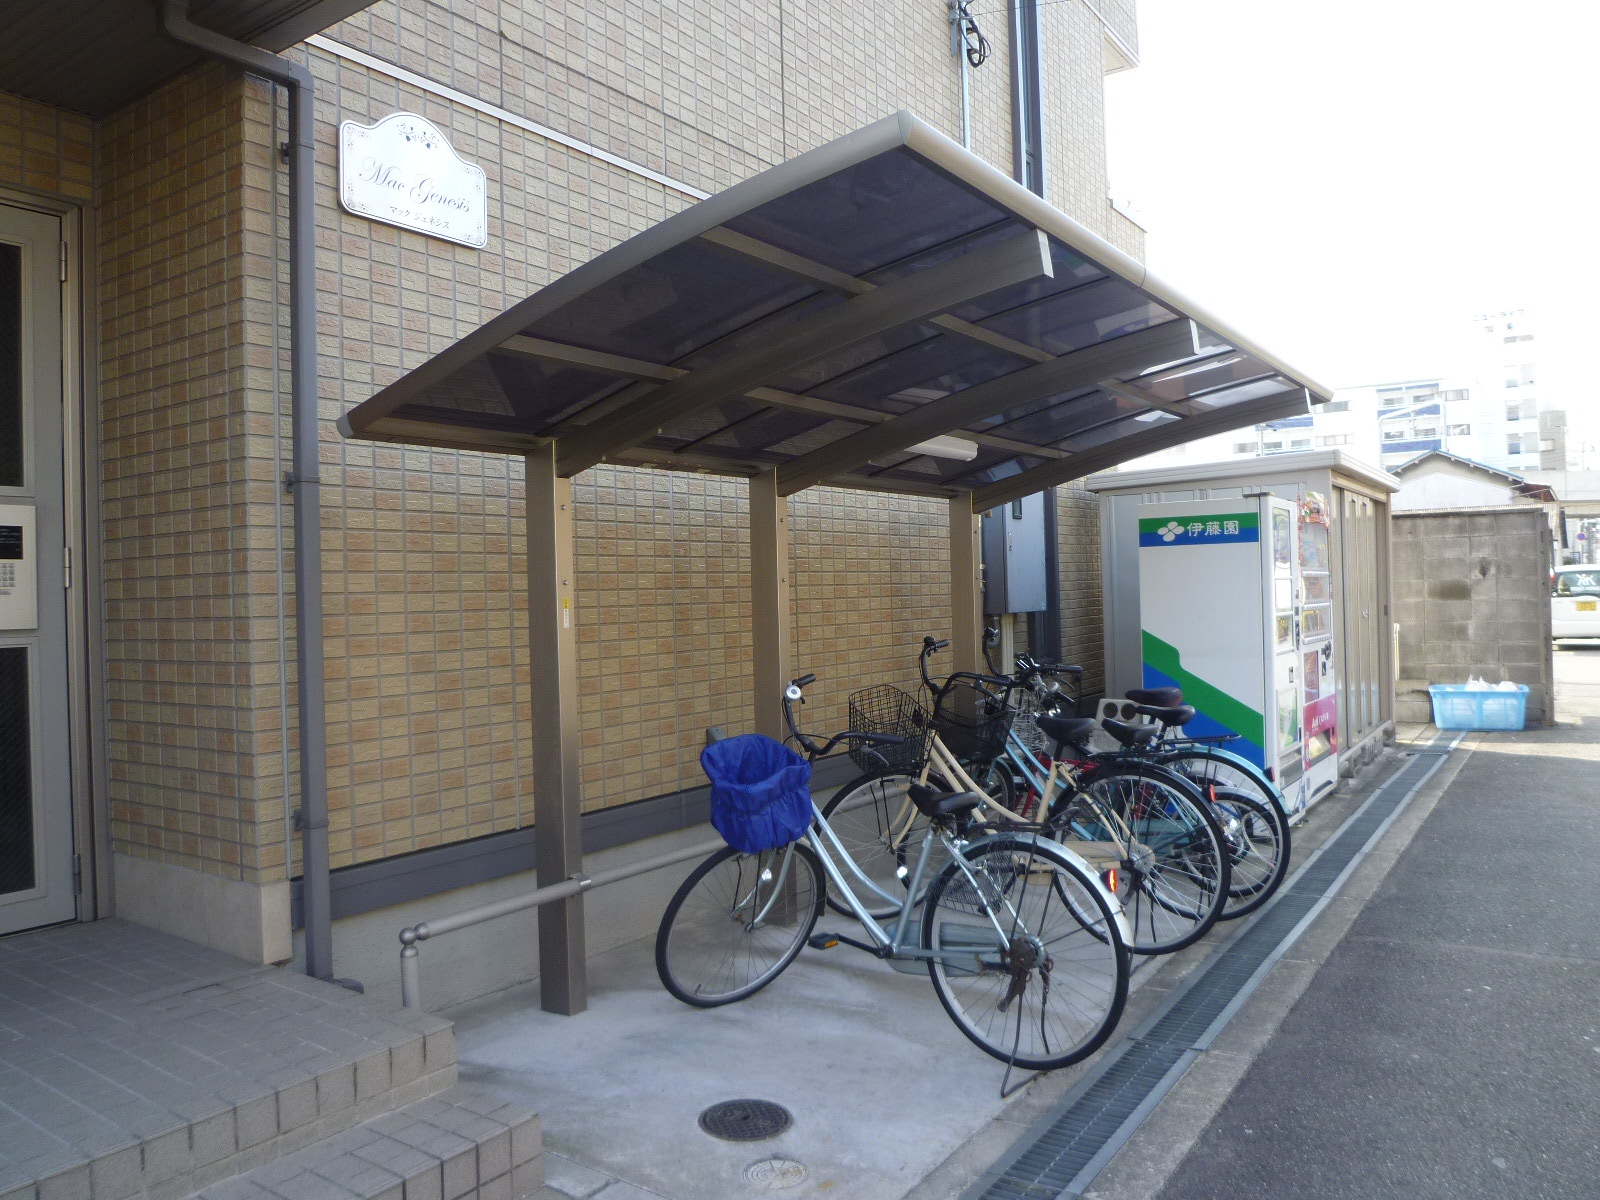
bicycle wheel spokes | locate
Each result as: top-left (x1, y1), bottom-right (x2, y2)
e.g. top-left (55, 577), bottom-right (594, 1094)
top-left (656, 844), bottom-right (823, 1007)
top-left (1080, 773), bottom-right (1229, 956)
top-left (820, 773), bottom-right (931, 917)
top-left (1209, 787), bottom-right (1289, 917)
top-left (1164, 751), bottom-right (1292, 920)
top-left (924, 839), bottom-right (1128, 1071)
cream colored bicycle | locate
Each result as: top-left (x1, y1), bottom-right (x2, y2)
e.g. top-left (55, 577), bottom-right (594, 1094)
top-left (818, 639), bottom-right (1232, 956)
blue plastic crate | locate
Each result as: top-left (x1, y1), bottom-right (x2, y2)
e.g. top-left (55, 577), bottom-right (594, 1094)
top-left (1427, 684), bottom-right (1528, 731)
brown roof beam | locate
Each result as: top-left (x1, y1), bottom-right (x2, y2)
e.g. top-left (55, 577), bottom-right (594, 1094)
top-left (493, 334), bottom-right (686, 382)
top-left (553, 228), bottom-right (1055, 477)
top-left (970, 385), bottom-right (1311, 510)
top-left (699, 226), bottom-right (1055, 364)
top-left (774, 319), bottom-right (1199, 496)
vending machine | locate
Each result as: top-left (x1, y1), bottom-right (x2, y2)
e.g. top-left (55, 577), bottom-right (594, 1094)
top-left (1135, 492), bottom-right (1339, 818)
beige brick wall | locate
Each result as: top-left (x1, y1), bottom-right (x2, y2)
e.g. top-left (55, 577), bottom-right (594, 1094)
top-left (279, 0), bottom-right (1132, 867)
top-left (72, 0), bottom-right (1137, 879)
top-left (0, 90), bottom-right (93, 203)
top-left (1056, 482), bottom-right (1106, 696)
top-left (96, 64), bottom-right (287, 883)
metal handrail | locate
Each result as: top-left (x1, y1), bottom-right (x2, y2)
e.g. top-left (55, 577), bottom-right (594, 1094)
top-left (397, 835), bottom-right (726, 1009)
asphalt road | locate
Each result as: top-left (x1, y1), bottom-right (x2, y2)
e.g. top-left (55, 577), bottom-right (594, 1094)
top-left (1147, 647), bottom-right (1600, 1200)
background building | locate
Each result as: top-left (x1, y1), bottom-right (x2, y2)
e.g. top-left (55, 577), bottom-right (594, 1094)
top-left (1126, 309), bottom-right (1568, 476)
top-left (3, 0), bottom-right (1181, 1003)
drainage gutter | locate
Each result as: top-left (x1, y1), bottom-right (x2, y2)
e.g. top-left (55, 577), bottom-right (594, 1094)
top-left (159, 0), bottom-right (334, 981)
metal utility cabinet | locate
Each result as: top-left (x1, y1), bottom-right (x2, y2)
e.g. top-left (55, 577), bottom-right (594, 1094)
top-left (1086, 451), bottom-right (1398, 817)
top-left (981, 491), bottom-right (1047, 615)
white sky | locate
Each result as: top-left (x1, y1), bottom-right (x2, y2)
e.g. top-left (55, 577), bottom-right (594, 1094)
top-left (1103, 0), bottom-right (1600, 450)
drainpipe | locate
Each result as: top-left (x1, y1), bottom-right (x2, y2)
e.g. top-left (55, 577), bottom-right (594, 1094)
top-left (1008, 0), bottom-right (1064, 667)
top-left (160, 0), bottom-right (334, 982)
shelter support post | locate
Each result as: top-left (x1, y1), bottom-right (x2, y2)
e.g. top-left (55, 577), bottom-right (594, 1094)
top-left (950, 495), bottom-right (983, 675)
top-left (525, 446), bottom-right (586, 1015)
top-left (750, 471), bottom-right (792, 739)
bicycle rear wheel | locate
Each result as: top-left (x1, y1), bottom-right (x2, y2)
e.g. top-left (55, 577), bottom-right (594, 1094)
top-left (1160, 748), bottom-right (1286, 816)
top-left (656, 843), bottom-right (824, 1007)
top-left (922, 837), bottom-right (1128, 1071)
top-left (1160, 750), bottom-right (1291, 920)
top-left (1208, 786), bottom-right (1290, 919)
top-left (1065, 766), bottom-right (1230, 955)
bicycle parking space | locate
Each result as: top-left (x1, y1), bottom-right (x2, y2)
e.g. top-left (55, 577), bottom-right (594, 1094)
top-left (443, 743), bottom-right (1392, 1200)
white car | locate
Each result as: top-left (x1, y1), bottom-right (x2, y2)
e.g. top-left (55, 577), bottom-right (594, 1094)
top-left (1552, 566), bottom-right (1600, 643)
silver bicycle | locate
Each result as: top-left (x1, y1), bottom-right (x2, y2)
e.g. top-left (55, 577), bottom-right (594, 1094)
top-left (654, 673), bottom-right (1132, 1072)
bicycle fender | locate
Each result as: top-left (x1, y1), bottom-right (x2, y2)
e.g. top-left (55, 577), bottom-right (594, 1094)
top-left (1187, 745), bottom-right (1288, 808)
top-left (959, 830), bottom-right (1133, 947)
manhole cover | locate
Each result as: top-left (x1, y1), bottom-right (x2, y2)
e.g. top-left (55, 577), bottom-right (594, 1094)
top-left (745, 1158), bottom-right (807, 1189)
top-left (698, 1099), bottom-right (792, 1141)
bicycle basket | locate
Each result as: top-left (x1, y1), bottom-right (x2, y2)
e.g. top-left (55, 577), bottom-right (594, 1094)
top-left (1011, 691), bottom-right (1052, 757)
top-left (845, 684), bottom-right (931, 774)
top-left (933, 679), bottom-right (1013, 763)
top-left (700, 734), bottom-right (814, 855)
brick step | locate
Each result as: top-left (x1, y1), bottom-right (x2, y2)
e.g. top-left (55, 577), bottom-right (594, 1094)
top-left (0, 924), bottom-right (461, 1200)
top-left (184, 1087), bottom-right (541, 1200)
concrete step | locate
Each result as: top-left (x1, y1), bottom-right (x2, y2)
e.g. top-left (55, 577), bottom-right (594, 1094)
top-left (0, 921), bottom-right (464, 1200)
top-left (185, 1086), bottom-right (541, 1200)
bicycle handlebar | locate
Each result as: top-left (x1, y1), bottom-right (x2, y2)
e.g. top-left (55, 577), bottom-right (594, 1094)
top-left (781, 673), bottom-right (905, 761)
top-left (949, 669), bottom-right (1016, 689)
top-left (921, 634), bottom-right (1017, 698)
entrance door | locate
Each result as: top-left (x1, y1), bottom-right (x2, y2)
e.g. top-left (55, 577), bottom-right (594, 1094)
top-left (0, 202), bottom-right (74, 933)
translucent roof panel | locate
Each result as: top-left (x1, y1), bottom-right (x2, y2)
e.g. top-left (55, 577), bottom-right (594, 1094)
top-left (947, 243), bottom-right (1108, 322)
top-left (524, 238), bottom-right (826, 364)
top-left (720, 147), bottom-right (1013, 277)
top-left (342, 112), bottom-right (1331, 506)
top-left (805, 330), bottom-right (1036, 413)
top-left (985, 390), bottom-right (1145, 447)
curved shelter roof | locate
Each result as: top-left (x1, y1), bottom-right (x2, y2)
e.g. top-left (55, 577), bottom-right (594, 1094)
top-left (341, 112), bottom-right (1331, 510)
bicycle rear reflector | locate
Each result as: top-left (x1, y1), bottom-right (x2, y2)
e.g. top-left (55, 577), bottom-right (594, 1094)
top-left (1103, 868), bottom-right (1119, 894)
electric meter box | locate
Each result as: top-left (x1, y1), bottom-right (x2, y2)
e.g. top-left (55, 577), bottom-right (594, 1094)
top-left (1085, 451), bottom-right (1398, 818)
top-left (981, 491), bottom-right (1046, 614)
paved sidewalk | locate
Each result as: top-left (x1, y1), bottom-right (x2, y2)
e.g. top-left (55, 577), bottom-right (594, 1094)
top-left (1089, 647), bottom-right (1600, 1199)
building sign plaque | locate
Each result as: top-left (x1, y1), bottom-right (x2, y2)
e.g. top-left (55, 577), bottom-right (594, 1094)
top-left (339, 113), bottom-right (487, 248)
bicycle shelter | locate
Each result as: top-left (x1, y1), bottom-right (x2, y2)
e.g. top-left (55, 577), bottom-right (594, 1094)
top-left (340, 111), bottom-right (1333, 1014)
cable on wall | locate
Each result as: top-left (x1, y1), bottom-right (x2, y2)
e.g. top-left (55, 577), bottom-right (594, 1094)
top-left (954, 0), bottom-right (992, 67)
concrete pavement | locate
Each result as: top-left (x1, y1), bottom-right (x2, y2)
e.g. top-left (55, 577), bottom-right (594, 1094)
top-left (443, 647), bottom-right (1600, 1199)
top-left (1089, 645), bottom-right (1600, 1199)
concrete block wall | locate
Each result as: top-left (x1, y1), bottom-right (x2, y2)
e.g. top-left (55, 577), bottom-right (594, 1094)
top-left (1392, 507), bottom-right (1554, 725)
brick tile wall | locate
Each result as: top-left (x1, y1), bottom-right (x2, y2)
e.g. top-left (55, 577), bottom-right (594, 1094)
top-left (0, 90), bottom-right (93, 202)
top-left (10, 0), bottom-right (1135, 880)
top-left (286, 0), bottom-right (1130, 865)
top-left (96, 64), bottom-right (285, 882)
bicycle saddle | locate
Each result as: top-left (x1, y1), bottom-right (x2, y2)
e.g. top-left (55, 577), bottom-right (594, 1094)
top-left (908, 783), bottom-right (982, 818)
top-left (1034, 714), bottom-right (1098, 751)
top-left (1101, 718), bottom-right (1161, 748)
top-left (1133, 703), bottom-right (1195, 727)
top-left (1125, 686), bottom-right (1182, 707)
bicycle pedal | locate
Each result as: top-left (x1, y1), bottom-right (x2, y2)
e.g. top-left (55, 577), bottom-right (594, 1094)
top-left (807, 933), bottom-right (841, 950)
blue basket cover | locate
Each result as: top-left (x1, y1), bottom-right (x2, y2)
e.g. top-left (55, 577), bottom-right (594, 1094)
top-left (700, 734), bottom-right (814, 854)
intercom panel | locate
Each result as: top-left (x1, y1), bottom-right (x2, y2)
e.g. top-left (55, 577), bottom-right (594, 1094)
top-left (0, 504), bottom-right (37, 632)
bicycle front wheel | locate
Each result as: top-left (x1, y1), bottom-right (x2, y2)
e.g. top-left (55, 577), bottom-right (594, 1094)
top-left (819, 773), bottom-right (927, 917)
top-left (656, 843), bottom-right (824, 1007)
top-left (922, 837), bottom-right (1129, 1071)
top-left (1067, 767), bottom-right (1230, 955)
